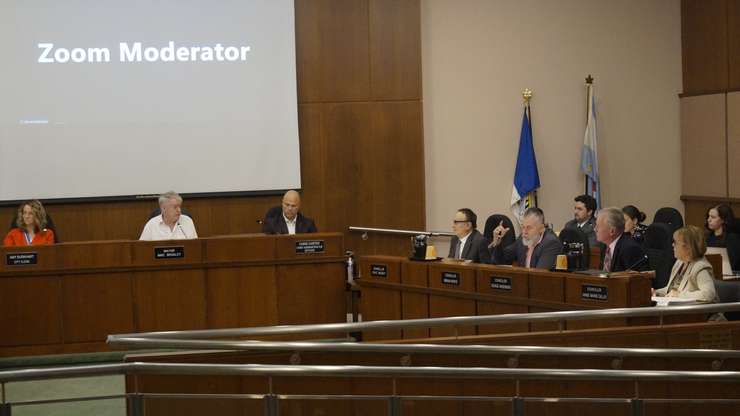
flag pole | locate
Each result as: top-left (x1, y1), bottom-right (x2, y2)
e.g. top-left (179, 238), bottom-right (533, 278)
top-left (584, 75), bottom-right (593, 195)
top-left (522, 88), bottom-right (537, 208)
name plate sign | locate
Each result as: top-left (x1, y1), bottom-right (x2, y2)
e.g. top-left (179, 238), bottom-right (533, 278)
top-left (370, 264), bottom-right (388, 278)
top-left (155, 246), bottom-right (185, 259)
top-left (490, 276), bottom-right (512, 291)
top-left (6, 252), bottom-right (38, 266)
top-left (441, 271), bottom-right (460, 286)
top-left (581, 284), bottom-right (608, 301)
top-left (295, 240), bottom-right (325, 254)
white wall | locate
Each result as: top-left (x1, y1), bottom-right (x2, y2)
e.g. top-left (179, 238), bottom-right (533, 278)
top-left (422, 0), bottom-right (682, 252)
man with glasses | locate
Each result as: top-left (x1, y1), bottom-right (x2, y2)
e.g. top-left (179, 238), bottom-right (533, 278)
top-left (447, 208), bottom-right (490, 263)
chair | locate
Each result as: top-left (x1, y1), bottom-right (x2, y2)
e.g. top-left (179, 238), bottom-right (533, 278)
top-left (643, 222), bottom-right (675, 289)
top-left (652, 207), bottom-right (684, 232)
top-left (8, 213), bottom-right (60, 243)
top-left (483, 214), bottom-right (516, 249)
top-left (558, 227), bottom-right (590, 270)
top-left (713, 280), bottom-right (740, 321)
top-left (264, 206), bottom-right (282, 220)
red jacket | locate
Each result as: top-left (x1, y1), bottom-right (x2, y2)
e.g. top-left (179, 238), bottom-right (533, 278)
top-left (3, 228), bottom-right (55, 247)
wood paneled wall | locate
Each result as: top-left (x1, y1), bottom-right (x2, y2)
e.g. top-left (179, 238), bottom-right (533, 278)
top-left (0, 0), bottom-right (424, 256)
top-left (681, 0), bottom-right (740, 94)
top-left (680, 0), bottom-right (740, 225)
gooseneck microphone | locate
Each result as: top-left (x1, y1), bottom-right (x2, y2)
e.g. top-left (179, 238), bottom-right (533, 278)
top-left (626, 254), bottom-right (649, 271)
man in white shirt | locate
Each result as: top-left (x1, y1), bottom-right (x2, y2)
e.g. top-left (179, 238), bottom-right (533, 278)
top-left (261, 190), bottom-right (318, 235)
top-left (595, 207), bottom-right (646, 272)
top-left (139, 191), bottom-right (198, 241)
top-left (446, 208), bottom-right (490, 263)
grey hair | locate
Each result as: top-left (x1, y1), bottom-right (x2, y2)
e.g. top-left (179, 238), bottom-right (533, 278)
top-left (600, 207), bottom-right (625, 234)
top-left (159, 191), bottom-right (182, 206)
top-left (523, 207), bottom-right (545, 225)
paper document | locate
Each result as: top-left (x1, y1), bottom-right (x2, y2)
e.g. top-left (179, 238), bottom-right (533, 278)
top-left (651, 296), bottom-right (698, 307)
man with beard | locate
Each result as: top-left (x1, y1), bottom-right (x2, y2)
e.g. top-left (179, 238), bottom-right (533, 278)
top-left (489, 207), bottom-right (562, 269)
top-left (563, 194), bottom-right (598, 248)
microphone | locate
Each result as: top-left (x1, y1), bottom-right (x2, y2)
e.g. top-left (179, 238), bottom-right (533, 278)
top-left (626, 254), bottom-right (649, 271)
top-left (177, 222), bottom-right (187, 238)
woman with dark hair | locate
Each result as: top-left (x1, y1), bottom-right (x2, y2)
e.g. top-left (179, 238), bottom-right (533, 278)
top-left (705, 204), bottom-right (740, 271)
top-left (622, 205), bottom-right (647, 243)
top-left (3, 200), bottom-right (55, 246)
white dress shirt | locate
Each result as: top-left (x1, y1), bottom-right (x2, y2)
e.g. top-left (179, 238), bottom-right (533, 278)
top-left (456, 232), bottom-right (471, 259)
top-left (284, 214), bottom-right (297, 235)
top-left (139, 214), bottom-right (198, 241)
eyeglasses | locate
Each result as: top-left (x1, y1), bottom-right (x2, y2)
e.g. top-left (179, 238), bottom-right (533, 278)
top-left (453, 220), bottom-right (470, 224)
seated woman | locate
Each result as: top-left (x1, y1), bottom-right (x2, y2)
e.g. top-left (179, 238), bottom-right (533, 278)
top-left (622, 205), bottom-right (647, 243)
top-left (705, 204), bottom-right (740, 271)
top-left (3, 200), bottom-right (55, 246)
top-left (654, 225), bottom-right (719, 304)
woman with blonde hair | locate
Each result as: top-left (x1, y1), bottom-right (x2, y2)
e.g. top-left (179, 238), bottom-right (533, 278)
top-left (654, 225), bottom-right (719, 303)
top-left (3, 200), bottom-right (55, 246)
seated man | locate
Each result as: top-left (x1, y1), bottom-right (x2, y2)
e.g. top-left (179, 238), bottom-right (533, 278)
top-left (489, 207), bottom-right (562, 269)
top-left (262, 190), bottom-right (317, 235)
top-left (139, 191), bottom-right (198, 240)
top-left (596, 206), bottom-right (647, 272)
top-left (447, 208), bottom-right (490, 264)
top-left (563, 194), bottom-right (598, 248)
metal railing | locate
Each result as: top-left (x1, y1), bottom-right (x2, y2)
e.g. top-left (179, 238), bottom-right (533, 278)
top-left (107, 301), bottom-right (740, 341)
top-left (2, 362), bottom-right (740, 416)
top-left (104, 338), bottom-right (740, 361)
top-left (349, 226), bottom-right (454, 238)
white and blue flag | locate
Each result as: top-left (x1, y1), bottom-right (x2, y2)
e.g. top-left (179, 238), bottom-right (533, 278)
top-left (581, 83), bottom-right (601, 208)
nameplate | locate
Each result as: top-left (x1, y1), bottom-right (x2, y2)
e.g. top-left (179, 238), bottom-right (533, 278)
top-left (154, 246), bottom-right (185, 259)
top-left (6, 252), bottom-right (38, 266)
top-left (581, 284), bottom-right (608, 301)
top-left (370, 264), bottom-right (388, 278)
top-left (295, 240), bottom-right (325, 254)
top-left (490, 276), bottom-right (512, 291)
top-left (441, 271), bottom-right (460, 286)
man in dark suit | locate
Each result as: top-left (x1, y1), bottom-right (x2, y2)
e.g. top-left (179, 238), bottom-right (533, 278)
top-left (563, 194), bottom-right (598, 248)
top-left (447, 208), bottom-right (490, 264)
top-left (261, 190), bottom-right (318, 235)
top-left (490, 207), bottom-right (562, 269)
top-left (596, 207), bottom-right (647, 272)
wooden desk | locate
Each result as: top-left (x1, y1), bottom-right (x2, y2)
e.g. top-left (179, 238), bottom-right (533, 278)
top-left (0, 233), bottom-right (346, 357)
top-left (357, 256), bottom-right (652, 340)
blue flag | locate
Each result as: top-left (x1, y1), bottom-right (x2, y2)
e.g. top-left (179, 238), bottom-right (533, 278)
top-left (510, 106), bottom-right (540, 220)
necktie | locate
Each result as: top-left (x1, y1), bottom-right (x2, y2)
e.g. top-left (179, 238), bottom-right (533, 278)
top-left (603, 246), bottom-right (612, 272)
top-left (455, 241), bottom-right (462, 259)
top-left (525, 245), bottom-right (535, 268)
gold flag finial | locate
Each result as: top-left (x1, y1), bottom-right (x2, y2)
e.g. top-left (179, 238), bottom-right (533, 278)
top-left (522, 88), bottom-right (532, 104)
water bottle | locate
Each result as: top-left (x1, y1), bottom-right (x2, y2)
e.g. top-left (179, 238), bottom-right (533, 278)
top-left (346, 253), bottom-right (354, 284)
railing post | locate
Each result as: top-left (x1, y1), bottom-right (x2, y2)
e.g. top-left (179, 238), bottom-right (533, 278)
top-left (129, 393), bottom-right (144, 416)
top-left (511, 397), bottom-right (524, 416)
top-left (264, 394), bottom-right (279, 416)
top-left (388, 396), bottom-right (402, 416)
top-left (630, 399), bottom-right (643, 416)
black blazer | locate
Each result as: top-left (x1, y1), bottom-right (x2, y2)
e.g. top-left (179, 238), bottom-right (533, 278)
top-left (261, 212), bottom-right (317, 235)
top-left (563, 217), bottom-right (598, 248)
top-left (447, 229), bottom-right (491, 264)
top-left (491, 229), bottom-right (563, 269)
top-left (601, 234), bottom-right (647, 272)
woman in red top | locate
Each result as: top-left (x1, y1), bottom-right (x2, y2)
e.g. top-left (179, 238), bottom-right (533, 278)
top-left (3, 200), bottom-right (55, 246)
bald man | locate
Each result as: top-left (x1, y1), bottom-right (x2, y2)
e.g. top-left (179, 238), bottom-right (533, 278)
top-left (261, 190), bottom-right (318, 235)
